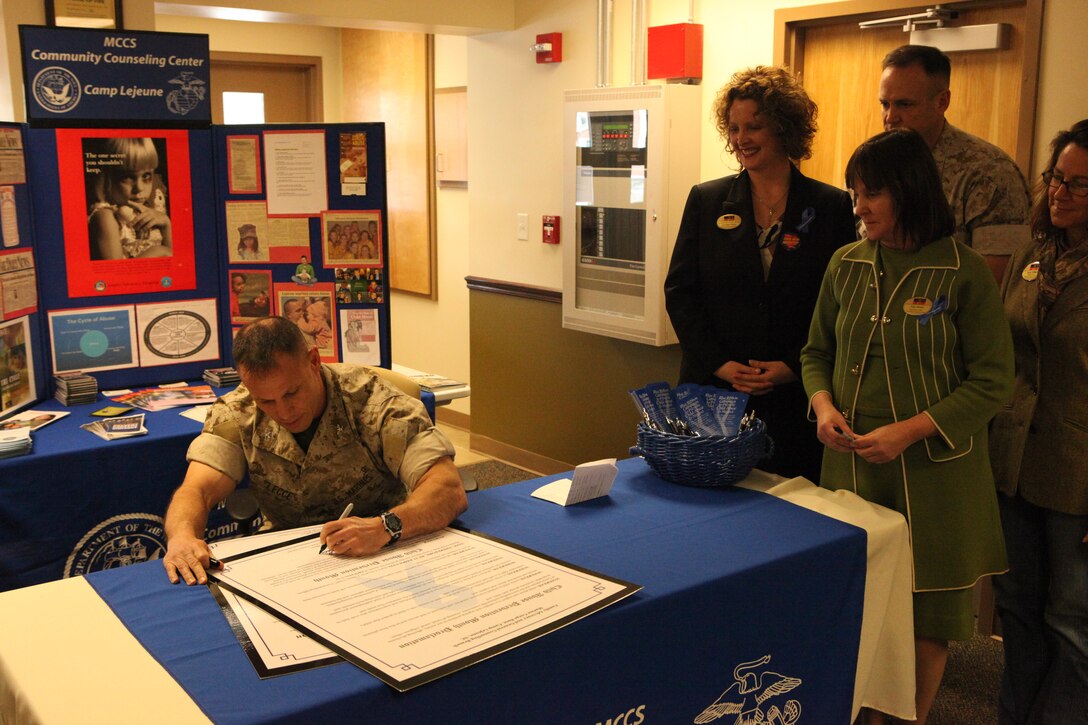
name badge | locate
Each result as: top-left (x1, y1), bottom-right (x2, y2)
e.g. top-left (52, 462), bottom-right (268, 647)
top-left (1022, 261), bottom-right (1040, 281)
top-left (903, 297), bottom-right (933, 316)
top-left (716, 213), bottom-right (742, 230)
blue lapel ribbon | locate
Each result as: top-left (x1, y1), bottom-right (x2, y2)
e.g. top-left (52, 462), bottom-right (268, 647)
top-left (917, 295), bottom-right (948, 326)
top-left (796, 207), bottom-right (816, 233)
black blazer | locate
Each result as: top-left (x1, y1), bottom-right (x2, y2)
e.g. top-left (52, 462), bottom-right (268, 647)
top-left (665, 165), bottom-right (857, 385)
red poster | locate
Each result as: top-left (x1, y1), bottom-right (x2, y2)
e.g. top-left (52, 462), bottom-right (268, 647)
top-left (56, 128), bottom-right (196, 298)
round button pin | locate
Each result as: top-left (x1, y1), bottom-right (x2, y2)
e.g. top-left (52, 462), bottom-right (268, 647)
top-left (716, 214), bottom-right (742, 230)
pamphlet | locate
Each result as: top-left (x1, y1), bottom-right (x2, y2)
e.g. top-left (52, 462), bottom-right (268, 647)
top-left (0, 409), bottom-right (69, 430)
top-left (91, 406), bottom-right (133, 417)
top-left (80, 413), bottom-right (147, 440)
top-left (531, 458), bottom-right (618, 506)
top-left (406, 372), bottom-right (465, 392)
top-left (0, 426), bottom-right (31, 458)
top-left (109, 385), bottom-right (216, 411)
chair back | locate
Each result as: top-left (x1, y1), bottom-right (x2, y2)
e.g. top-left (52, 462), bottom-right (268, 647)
top-left (362, 365), bottom-right (421, 399)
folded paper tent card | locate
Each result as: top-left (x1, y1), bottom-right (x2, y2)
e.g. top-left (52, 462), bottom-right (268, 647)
top-left (531, 458), bottom-right (618, 507)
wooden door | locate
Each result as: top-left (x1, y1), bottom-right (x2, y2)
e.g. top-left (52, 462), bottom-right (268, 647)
top-left (209, 53), bottom-right (323, 124)
top-left (777, 1), bottom-right (1036, 188)
top-left (341, 30), bottom-right (436, 298)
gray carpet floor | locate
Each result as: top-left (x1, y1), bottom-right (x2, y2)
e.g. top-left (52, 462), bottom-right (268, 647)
top-left (459, 459), bottom-right (1006, 722)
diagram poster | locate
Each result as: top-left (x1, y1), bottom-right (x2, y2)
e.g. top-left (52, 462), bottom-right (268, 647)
top-left (47, 305), bottom-right (137, 373)
top-left (136, 298), bottom-right (220, 367)
top-left (55, 128), bottom-right (196, 298)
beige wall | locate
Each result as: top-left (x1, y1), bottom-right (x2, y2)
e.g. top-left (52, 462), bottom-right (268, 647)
top-left (154, 15), bottom-right (343, 123)
top-left (1033, 0), bottom-right (1088, 178)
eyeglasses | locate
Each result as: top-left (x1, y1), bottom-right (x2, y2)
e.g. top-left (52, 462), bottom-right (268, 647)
top-left (1042, 171), bottom-right (1088, 198)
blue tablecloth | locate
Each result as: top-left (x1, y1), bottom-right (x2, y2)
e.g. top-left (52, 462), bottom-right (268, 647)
top-left (0, 387), bottom-right (432, 592)
top-left (0, 393), bottom-right (234, 591)
top-left (87, 458), bottom-right (867, 724)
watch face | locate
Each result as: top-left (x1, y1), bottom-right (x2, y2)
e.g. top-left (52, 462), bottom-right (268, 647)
top-left (382, 512), bottom-right (402, 535)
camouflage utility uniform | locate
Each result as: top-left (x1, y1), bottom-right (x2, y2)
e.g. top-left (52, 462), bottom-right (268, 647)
top-left (186, 364), bottom-right (454, 529)
top-left (932, 122), bottom-right (1031, 255)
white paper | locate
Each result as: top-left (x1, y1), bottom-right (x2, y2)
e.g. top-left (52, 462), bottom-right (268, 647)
top-left (532, 458), bottom-right (617, 506)
top-left (575, 111), bottom-right (591, 148)
top-left (264, 130), bottom-right (328, 217)
top-left (210, 527), bottom-right (341, 675)
top-left (211, 526), bottom-right (638, 690)
top-left (633, 109), bottom-right (648, 149)
top-left (630, 165), bottom-right (646, 204)
top-left (178, 405), bottom-right (211, 423)
top-left (575, 165), bottom-right (595, 206)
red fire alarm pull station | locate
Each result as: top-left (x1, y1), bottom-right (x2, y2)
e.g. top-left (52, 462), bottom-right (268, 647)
top-left (543, 215), bottom-right (561, 244)
top-left (534, 33), bottom-right (562, 64)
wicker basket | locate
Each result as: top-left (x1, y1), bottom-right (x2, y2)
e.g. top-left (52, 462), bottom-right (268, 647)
top-left (630, 419), bottom-right (774, 488)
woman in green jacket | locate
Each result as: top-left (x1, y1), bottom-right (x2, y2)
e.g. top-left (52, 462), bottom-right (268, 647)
top-left (801, 129), bottom-right (1014, 724)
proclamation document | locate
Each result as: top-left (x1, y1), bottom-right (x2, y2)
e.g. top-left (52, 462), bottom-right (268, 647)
top-left (210, 527), bottom-right (342, 678)
top-left (210, 527), bottom-right (640, 690)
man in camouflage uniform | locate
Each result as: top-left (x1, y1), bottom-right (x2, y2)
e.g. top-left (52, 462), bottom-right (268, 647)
top-left (163, 316), bottom-right (465, 585)
top-left (879, 44), bottom-right (1031, 281)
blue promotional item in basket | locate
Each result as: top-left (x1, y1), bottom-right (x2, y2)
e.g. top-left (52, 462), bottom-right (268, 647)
top-left (628, 382), bottom-right (750, 437)
top-left (672, 384), bottom-right (723, 437)
top-left (628, 383), bottom-right (771, 487)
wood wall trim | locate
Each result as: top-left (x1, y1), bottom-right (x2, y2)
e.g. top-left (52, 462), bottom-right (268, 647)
top-left (1017, 0), bottom-right (1044, 173)
top-left (210, 51), bottom-right (323, 122)
top-left (464, 276), bottom-right (561, 303)
top-left (467, 432), bottom-right (571, 475)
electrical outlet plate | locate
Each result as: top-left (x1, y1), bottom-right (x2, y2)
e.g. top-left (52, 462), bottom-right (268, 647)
top-left (516, 213), bottom-right (529, 240)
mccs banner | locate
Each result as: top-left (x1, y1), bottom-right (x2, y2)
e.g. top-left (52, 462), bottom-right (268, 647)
top-left (19, 26), bottom-right (210, 128)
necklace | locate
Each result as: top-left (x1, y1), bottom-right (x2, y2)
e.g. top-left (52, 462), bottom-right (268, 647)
top-left (752, 187), bottom-right (789, 227)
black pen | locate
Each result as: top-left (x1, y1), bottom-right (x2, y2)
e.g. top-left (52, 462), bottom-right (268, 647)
top-left (207, 556), bottom-right (222, 569)
top-left (318, 502), bottom-right (355, 554)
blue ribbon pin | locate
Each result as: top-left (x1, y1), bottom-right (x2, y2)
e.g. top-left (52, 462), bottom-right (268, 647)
top-left (917, 294), bottom-right (948, 326)
top-left (796, 207), bottom-right (816, 233)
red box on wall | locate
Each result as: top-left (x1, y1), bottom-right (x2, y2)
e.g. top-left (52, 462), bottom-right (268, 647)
top-left (647, 23), bottom-right (703, 81)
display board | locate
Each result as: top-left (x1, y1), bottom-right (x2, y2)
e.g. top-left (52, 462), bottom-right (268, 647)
top-left (4, 25), bottom-right (390, 415)
top-left (19, 122), bottom-right (391, 396)
top-left (212, 124), bottom-right (391, 370)
top-left (26, 126), bottom-right (222, 392)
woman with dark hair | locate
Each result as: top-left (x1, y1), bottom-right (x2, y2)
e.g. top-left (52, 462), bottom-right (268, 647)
top-left (801, 128), bottom-right (1014, 723)
top-left (990, 119), bottom-right (1088, 724)
top-left (664, 66), bottom-right (856, 481)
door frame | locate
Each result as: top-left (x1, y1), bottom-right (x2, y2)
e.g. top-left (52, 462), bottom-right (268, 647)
top-left (774, 0), bottom-right (1045, 173)
top-left (209, 51), bottom-right (324, 123)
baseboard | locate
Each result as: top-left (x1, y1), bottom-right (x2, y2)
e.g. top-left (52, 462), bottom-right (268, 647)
top-left (435, 406), bottom-right (470, 429)
top-left (468, 433), bottom-right (572, 475)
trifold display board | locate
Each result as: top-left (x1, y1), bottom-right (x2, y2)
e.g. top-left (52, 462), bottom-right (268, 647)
top-left (21, 122), bottom-right (391, 396)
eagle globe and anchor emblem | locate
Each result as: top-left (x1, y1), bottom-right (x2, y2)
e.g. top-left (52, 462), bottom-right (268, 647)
top-left (32, 66), bottom-right (81, 113)
top-left (166, 71), bottom-right (206, 116)
top-left (694, 654), bottom-right (803, 725)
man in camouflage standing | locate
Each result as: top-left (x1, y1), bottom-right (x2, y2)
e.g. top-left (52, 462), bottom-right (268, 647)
top-left (879, 44), bottom-right (1030, 281)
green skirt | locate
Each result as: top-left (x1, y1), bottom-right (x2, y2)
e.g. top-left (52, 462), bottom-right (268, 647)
top-left (819, 410), bottom-right (1007, 601)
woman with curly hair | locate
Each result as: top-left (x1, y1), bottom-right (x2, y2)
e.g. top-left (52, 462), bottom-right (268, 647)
top-left (665, 66), bottom-right (856, 481)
